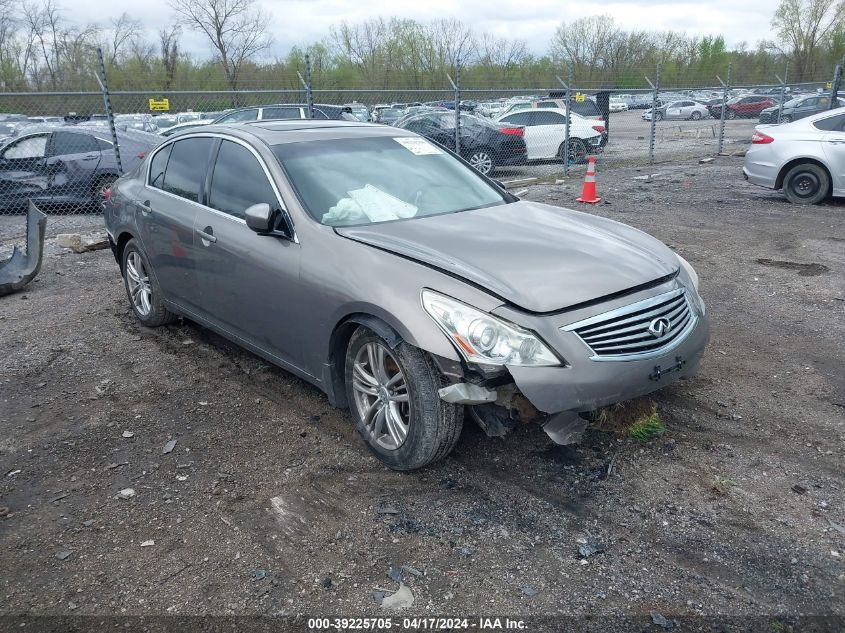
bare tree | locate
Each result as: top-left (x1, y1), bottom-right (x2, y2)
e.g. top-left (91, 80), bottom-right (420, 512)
top-left (772, 0), bottom-right (845, 80)
top-left (159, 25), bottom-right (180, 89)
top-left (106, 12), bottom-right (141, 66)
top-left (168, 0), bottom-right (271, 91)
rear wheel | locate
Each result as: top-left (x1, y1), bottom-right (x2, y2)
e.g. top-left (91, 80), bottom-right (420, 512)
top-left (727, 109), bottom-right (737, 119)
top-left (345, 327), bottom-right (463, 470)
top-left (466, 149), bottom-right (495, 175)
top-left (782, 163), bottom-right (829, 205)
top-left (121, 239), bottom-right (177, 327)
top-left (690, 111), bottom-right (702, 120)
top-left (559, 138), bottom-right (588, 164)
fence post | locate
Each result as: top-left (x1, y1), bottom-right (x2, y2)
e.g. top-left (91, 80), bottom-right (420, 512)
top-left (447, 60), bottom-right (461, 157)
top-left (776, 63), bottom-right (789, 123)
top-left (304, 54), bottom-right (314, 118)
top-left (717, 62), bottom-right (732, 155)
top-left (556, 68), bottom-right (573, 176)
top-left (646, 62), bottom-right (660, 164)
top-left (95, 47), bottom-right (122, 174)
top-left (829, 55), bottom-right (844, 109)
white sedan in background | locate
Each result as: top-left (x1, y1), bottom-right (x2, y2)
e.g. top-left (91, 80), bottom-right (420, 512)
top-left (744, 106), bottom-right (845, 205)
top-left (642, 100), bottom-right (710, 121)
top-left (497, 108), bottom-right (605, 163)
top-left (609, 99), bottom-right (629, 112)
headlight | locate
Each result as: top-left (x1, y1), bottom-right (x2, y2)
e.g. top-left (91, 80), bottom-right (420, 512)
top-left (421, 290), bottom-right (561, 367)
top-left (676, 254), bottom-right (699, 291)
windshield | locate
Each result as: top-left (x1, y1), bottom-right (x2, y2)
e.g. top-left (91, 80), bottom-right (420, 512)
top-left (274, 136), bottom-right (506, 227)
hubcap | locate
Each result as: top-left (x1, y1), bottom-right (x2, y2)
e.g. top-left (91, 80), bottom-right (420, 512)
top-left (352, 342), bottom-right (410, 451)
top-left (791, 173), bottom-right (819, 198)
top-left (125, 251), bottom-right (152, 317)
top-left (567, 141), bottom-right (587, 163)
top-left (469, 152), bottom-right (493, 174)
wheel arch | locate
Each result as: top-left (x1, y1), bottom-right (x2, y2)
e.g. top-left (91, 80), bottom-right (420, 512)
top-left (324, 312), bottom-right (409, 409)
top-left (775, 157), bottom-right (832, 192)
top-left (114, 230), bottom-right (136, 270)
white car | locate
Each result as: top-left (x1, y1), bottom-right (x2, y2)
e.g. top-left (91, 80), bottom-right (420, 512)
top-left (744, 106), bottom-right (845, 205)
top-left (609, 99), bottom-right (629, 112)
top-left (497, 108), bottom-right (604, 163)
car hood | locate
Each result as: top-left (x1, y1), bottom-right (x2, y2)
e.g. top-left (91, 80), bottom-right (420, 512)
top-left (335, 200), bottom-right (679, 313)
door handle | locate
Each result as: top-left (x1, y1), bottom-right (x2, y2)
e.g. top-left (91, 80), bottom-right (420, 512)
top-left (197, 228), bottom-right (217, 244)
top-left (140, 200), bottom-right (151, 215)
top-left (827, 139), bottom-right (845, 144)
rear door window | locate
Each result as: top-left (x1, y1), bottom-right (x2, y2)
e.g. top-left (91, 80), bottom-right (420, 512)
top-left (813, 114), bottom-right (845, 131)
top-left (208, 140), bottom-right (279, 219)
top-left (217, 109), bottom-right (259, 123)
top-left (160, 137), bottom-right (214, 202)
top-left (533, 111), bottom-right (566, 125)
top-left (2, 134), bottom-right (48, 159)
top-left (48, 131), bottom-right (99, 156)
top-left (501, 112), bottom-right (532, 126)
top-left (262, 107), bottom-right (302, 120)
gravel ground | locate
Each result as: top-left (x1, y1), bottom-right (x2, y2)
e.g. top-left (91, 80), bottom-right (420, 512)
top-left (0, 157), bottom-right (843, 629)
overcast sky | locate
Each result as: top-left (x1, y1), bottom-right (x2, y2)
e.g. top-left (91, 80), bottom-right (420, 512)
top-left (69, 0), bottom-right (777, 60)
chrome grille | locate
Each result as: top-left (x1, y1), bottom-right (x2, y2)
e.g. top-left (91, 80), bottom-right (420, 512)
top-left (563, 288), bottom-right (696, 360)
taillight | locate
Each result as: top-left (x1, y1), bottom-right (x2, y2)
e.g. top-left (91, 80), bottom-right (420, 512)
top-left (137, 152), bottom-right (146, 159)
top-left (499, 127), bottom-right (524, 136)
top-left (751, 132), bottom-right (774, 144)
top-left (102, 187), bottom-right (111, 202)
top-left (592, 125), bottom-right (606, 133)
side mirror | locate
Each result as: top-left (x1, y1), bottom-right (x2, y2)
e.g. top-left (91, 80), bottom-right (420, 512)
top-left (245, 203), bottom-right (273, 233)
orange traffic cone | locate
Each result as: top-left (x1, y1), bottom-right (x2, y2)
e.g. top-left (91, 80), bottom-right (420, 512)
top-left (576, 156), bottom-right (601, 204)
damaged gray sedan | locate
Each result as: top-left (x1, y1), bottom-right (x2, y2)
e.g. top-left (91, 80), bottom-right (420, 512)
top-left (104, 120), bottom-right (709, 470)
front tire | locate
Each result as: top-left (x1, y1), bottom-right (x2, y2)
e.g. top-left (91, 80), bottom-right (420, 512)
top-left (345, 327), bottom-right (463, 470)
top-left (654, 112), bottom-right (663, 121)
top-left (782, 163), bottom-right (830, 205)
top-left (781, 115), bottom-right (792, 123)
top-left (121, 239), bottom-right (176, 327)
top-left (727, 109), bottom-right (736, 119)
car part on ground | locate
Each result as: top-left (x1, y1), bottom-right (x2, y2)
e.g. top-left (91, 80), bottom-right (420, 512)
top-left (0, 201), bottom-right (47, 297)
top-left (104, 119), bottom-right (708, 470)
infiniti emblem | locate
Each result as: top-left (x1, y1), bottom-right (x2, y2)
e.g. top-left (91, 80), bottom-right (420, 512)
top-left (648, 317), bottom-right (672, 338)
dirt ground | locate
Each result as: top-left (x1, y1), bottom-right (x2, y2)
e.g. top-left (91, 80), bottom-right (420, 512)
top-left (0, 157), bottom-right (843, 629)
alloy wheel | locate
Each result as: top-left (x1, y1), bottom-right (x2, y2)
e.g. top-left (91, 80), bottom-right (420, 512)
top-left (468, 151), bottom-right (493, 175)
top-left (351, 342), bottom-right (411, 451)
top-left (125, 251), bottom-right (152, 316)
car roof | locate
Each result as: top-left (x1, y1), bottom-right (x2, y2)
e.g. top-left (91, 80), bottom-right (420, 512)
top-left (181, 119), bottom-right (413, 145)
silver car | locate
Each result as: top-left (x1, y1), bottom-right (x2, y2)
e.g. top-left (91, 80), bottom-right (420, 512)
top-left (744, 106), bottom-right (845, 204)
top-left (104, 120), bottom-right (709, 471)
top-left (642, 100), bottom-right (710, 121)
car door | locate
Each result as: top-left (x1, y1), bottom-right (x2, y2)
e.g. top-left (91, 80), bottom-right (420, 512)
top-left (137, 137), bottom-right (214, 312)
top-left (531, 111), bottom-right (568, 159)
top-left (191, 138), bottom-right (303, 367)
top-left (0, 133), bottom-right (50, 209)
top-left (665, 101), bottom-right (683, 119)
top-left (44, 131), bottom-right (102, 203)
top-left (818, 113), bottom-right (845, 194)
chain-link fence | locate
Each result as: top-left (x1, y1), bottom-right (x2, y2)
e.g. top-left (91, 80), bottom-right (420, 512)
top-left (0, 54), bottom-right (840, 236)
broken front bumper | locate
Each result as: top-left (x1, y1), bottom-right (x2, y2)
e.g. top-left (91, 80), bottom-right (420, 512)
top-left (507, 312), bottom-right (710, 415)
top-left (0, 202), bottom-right (47, 297)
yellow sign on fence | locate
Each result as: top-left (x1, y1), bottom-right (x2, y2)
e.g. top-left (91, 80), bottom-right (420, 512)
top-left (574, 93), bottom-right (586, 103)
top-left (826, 81), bottom-right (833, 89)
top-left (148, 98), bottom-right (170, 112)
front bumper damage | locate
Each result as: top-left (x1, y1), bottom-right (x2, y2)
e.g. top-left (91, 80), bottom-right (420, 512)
top-left (0, 202), bottom-right (47, 297)
top-left (438, 310), bottom-right (710, 446)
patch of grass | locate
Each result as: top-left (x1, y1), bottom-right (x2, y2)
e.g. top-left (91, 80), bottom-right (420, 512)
top-left (711, 475), bottom-right (737, 497)
top-left (627, 412), bottom-right (667, 441)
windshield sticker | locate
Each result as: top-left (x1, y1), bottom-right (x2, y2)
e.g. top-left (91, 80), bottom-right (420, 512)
top-left (393, 137), bottom-right (442, 155)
